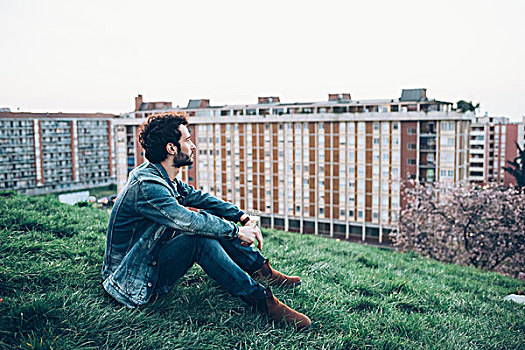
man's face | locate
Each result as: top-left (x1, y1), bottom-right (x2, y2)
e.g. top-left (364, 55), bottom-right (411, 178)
top-left (172, 125), bottom-right (196, 168)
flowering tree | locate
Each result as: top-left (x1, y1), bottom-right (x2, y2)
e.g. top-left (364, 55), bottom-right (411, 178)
top-left (391, 182), bottom-right (525, 278)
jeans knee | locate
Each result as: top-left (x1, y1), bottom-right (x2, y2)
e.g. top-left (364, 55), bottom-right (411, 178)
top-left (193, 236), bottom-right (228, 260)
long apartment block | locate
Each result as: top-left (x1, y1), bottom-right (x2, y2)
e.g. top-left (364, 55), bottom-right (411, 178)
top-left (0, 112), bottom-right (117, 195)
top-left (469, 115), bottom-right (525, 185)
top-left (116, 89), bottom-right (472, 244)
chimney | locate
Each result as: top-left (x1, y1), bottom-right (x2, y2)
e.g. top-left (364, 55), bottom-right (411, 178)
top-left (328, 93), bottom-right (351, 101)
top-left (258, 96), bottom-right (280, 104)
top-left (135, 94), bottom-right (143, 111)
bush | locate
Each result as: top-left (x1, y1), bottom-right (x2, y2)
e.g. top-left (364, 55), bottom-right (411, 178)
top-left (391, 182), bottom-right (525, 279)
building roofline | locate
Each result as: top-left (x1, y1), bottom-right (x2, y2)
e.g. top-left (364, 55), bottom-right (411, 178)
top-left (122, 98), bottom-right (453, 116)
top-left (0, 112), bottom-right (116, 119)
top-left (114, 111), bottom-right (473, 125)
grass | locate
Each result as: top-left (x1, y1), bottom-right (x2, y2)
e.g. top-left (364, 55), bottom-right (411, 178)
top-left (0, 193), bottom-right (524, 350)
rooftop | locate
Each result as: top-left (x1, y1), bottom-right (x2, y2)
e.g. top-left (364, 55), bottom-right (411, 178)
top-left (0, 112), bottom-right (116, 119)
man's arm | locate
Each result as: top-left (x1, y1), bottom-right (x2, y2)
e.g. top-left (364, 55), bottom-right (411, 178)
top-left (137, 179), bottom-right (238, 239)
top-left (178, 181), bottom-right (245, 223)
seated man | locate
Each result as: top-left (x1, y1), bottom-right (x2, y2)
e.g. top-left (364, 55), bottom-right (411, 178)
top-left (101, 111), bottom-right (310, 330)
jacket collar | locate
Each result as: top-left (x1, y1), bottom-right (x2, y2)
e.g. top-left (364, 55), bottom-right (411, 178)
top-left (150, 162), bottom-right (186, 199)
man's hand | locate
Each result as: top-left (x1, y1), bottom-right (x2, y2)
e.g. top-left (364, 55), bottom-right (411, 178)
top-left (238, 226), bottom-right (263, 250)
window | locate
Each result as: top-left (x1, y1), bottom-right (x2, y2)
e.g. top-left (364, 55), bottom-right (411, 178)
top-left (408, 159), bottom-right (416, 165)
top-left (440, 153), bottom-right (454, 163)
top-left (392, 182), bottom-right (399, 192)
top-left (408, 143), bottom-right (417, 150)
top-left (408, 127), bottom-right (416, 135)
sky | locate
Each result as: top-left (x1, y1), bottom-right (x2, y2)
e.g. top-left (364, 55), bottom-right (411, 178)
top-left (1, 0), bottom-right (524, 121)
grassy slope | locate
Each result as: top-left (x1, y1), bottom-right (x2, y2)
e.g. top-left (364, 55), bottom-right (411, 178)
top-left (0, 194), bottom-right (523, 350)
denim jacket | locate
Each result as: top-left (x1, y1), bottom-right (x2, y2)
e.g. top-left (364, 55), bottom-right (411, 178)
top-left (102, 162), bottom-right (244, 308)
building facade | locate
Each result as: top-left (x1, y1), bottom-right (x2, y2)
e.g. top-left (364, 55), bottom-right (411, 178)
top-left (116, 89), bottom-right (471, 244)
top-left (469, 115), bottom-right (525, 185)
top-left (0, 112), bottom-right (117, 195)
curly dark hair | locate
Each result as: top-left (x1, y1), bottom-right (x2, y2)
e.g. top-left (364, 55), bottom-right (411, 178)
top-left (138, 111), bottom-right (189, 163)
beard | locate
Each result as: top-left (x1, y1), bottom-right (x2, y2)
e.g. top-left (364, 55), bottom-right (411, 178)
top-left (172, 151), bottom-right (193, 168)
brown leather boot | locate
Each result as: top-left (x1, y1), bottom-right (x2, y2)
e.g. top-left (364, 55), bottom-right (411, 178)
top-left (245, 287), bottom-right (311, 330)
top-left (264, 288), bottom-right (311, 330)
top-left (253, 260), bottom-right (302, 288)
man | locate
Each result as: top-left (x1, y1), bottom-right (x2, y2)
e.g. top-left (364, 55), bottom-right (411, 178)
top-left (101, 111), bottom-right (310, 330)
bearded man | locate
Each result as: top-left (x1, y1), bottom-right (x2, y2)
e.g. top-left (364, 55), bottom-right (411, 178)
top-left (101, 111), bottom-right (310, 330)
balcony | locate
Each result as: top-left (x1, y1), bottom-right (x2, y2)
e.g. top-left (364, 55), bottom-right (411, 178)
top-left (419, 162), bottom-right (436, 169)
top-left (419, 131), bottom-right (437, 137)
top-left (420, 144), bottom-right (436, 151)
top-left (420, 122), bottom-right (436, 135)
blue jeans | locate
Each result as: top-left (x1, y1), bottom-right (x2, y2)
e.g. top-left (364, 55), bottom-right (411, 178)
top-left (155, 234), bottom-right (267, 299)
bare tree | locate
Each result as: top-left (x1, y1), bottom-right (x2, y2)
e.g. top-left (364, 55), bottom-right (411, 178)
top-left (391, 182), bottom-right (525, 278)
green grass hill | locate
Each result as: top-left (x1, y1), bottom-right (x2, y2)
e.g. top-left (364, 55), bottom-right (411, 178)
top-left (1, 193), bottom-right (524, 349)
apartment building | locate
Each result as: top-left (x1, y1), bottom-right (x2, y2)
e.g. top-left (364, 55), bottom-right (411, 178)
top-left (116, 89), bottom-right (471, 244)
top-left (469, 115), bottom-right (525, 185)
top-left (0, 112), bottom-right (117, 195)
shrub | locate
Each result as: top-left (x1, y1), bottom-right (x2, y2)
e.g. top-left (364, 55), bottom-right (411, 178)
top-left (391, 182), bottom-right (525, 279)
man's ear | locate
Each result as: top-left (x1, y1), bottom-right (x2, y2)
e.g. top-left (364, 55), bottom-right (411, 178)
top-left (166, 143), bottom-right (177, 155)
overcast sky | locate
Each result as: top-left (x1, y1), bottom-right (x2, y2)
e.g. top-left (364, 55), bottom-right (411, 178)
top-left (1, 0), bottom-right (524, 120)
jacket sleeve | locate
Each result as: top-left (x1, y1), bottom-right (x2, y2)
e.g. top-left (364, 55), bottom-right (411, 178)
top-left (179, 181), bottom-right (245, 223)
top-left (137, 179), bottom-right (239, 239)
